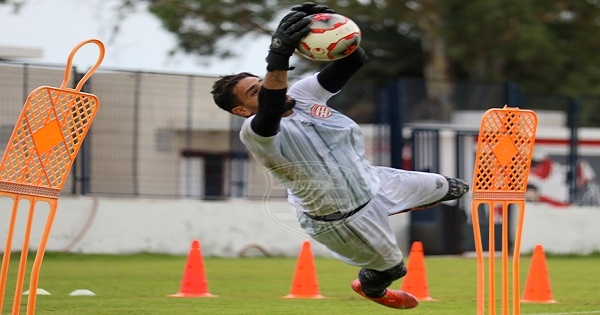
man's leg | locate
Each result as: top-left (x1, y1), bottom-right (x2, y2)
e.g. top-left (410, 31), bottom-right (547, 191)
top-left (351, 261), bottom-right (419, 309)
top-left (358, 261), bottom-right (407, 297)
top-left (409, 176), bottom-right (469, 211)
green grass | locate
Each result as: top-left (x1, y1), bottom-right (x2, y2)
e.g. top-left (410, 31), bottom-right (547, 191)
top-left (1, 253), bottom-right (600, 314)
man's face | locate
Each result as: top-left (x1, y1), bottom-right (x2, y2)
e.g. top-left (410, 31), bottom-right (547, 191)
top-left (231, 77), bottom-right (261, 117)
top-left (230, 76), bottom-right (295, 118)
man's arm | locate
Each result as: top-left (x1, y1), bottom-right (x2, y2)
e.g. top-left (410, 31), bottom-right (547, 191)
top-left (317, 47), bottom-right (368, 93)
top-left (251, 71), bottom-right (289, 137)
top-left (250, 11), bottom-right (311, 137)
top-left (263, 70), bottom-right (288, 90)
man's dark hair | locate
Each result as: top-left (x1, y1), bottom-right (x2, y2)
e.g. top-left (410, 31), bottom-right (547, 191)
top-left (211, 72), bottom-right (259, 113)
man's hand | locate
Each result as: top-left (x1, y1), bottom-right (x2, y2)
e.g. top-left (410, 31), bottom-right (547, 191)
top-left (291, 2), bottom-right (336, 15)
top-left (266, 11), bottom-right (311, 71)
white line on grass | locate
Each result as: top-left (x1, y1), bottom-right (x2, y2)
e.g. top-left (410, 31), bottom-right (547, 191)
top-left (529, 311), bottom-right (600, 315)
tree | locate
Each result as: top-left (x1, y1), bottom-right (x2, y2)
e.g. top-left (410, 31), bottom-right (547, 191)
top-left (137, 0), bottom-right (450, 121)
top-left (140, 0), bottom-right (600, 121)
top-left (444, 0), bottom-right (600, 95)
top-left (0, 0), bottom-right (24, 12)
top-left (6, 0), bottom-right (600, 123)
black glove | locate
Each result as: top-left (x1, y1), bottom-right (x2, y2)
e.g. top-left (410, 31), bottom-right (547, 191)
top-left (266, 11), bottom-right (311, 71)
top-left (291, 2), bottom-right (336, 15)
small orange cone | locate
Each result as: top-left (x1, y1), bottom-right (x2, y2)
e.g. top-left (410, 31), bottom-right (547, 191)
top-left (400, 241), bottom-right (435, 301)
top-left (521, 244), bottom-right (556, 303)
top-left (283, 241), bottom-right (324, 299)
top-left (168, 240), bottom-right (217, 298)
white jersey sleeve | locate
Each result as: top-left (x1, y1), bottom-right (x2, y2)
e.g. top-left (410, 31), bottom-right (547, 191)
top-left (239, 116), bottom-right (280, 166)
top-left (288, 74), bottom-right (337, 109)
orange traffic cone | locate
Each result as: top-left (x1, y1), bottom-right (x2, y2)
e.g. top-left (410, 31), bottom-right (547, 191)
top-left (168, 240), bottom-right (217, 298)
top-left (521, 244), bottom-right (556, 303)
top-left (283, 241), bottom-right (324, 299)
top-left (400, 241), bottom-right (435, 301)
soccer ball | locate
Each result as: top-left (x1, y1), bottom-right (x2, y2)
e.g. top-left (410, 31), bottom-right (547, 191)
top-left (297, 13), bottom-right (361, 61)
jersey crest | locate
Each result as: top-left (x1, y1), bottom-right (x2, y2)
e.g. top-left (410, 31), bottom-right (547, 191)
top-left (310, 104), bottom-right (332, 118)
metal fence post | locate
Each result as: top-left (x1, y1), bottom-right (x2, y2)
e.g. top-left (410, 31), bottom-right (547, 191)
top-left (388, 79), bottom-right (405, 170)
top-left (132, 72), bottom-right (141, 196)
top-left (568, 98), bottom-right (581, 203)
top-left (75, 68), bottom-right (92, 195)
top-left (505, 81), bottom-right (520, 106)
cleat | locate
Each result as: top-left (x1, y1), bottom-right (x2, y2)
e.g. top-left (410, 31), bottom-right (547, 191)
top-left (442, 177), bottom-right (469, 201)
top-left (351, 279), bottom-right (418, 309)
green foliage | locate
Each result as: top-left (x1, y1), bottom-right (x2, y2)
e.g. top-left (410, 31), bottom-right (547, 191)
top-left (146, 0), bottom-right (282, 58)
top-left (5, 0), bottom-right (600, 121)
top-left (0, 0), bottom-right (23, 12)
top-left (445, 0), bottom-right (600, 96)
top-left (129, 0), bottom-right (600, 121)
top-left (140, 0), bottom-right (425, 85)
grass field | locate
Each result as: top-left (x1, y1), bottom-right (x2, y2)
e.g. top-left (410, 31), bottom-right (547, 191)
top-left (1, 252), bottom-right (600, 314)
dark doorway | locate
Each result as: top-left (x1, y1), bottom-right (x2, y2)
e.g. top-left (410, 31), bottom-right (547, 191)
top-left (203, 153), bottom-right (224, 200)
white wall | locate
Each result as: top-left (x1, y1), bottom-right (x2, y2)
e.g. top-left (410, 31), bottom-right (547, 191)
top-left (1, 196), bottom-right (598, 257)
top-left (0, 196), bottom-right (410, 257)
top-left (517, 204), bottom-right (600, 254)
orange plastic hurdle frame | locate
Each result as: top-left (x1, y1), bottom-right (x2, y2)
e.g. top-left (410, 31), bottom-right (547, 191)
top-left (0, 38), bottom-right (105, 315)
top-left (471, 106), bottom-right (537, 315)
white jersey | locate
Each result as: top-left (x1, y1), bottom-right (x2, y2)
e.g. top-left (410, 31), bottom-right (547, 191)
top-left (240, 74), bottom-right (380, 216)
top-left (241, 74), bottom-right (452, 271)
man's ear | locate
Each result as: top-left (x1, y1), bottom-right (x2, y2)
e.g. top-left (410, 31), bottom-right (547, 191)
top-left (231, 106), bottom-right (250, 117)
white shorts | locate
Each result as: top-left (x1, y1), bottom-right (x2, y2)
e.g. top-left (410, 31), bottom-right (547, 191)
top-left (296, 166), bottom-right (448, 271)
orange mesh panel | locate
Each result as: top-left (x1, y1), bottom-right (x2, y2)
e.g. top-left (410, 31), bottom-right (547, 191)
top-left (0, 38), bottom-right (104, 315)
top-left (0, 39), bottom-right (104, 194)
top-left (0, 88), bottom-right (98, 190)
top-left (472, 107), bottom-right (538, 197)
top-left (471, 106), bottom-right (538, 315)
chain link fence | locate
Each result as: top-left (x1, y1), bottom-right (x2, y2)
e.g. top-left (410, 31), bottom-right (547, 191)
top-left (0, 61), bottom-right (594, 204)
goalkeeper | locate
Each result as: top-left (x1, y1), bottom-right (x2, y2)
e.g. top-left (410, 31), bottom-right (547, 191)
top-left (211, 2), bottom-right (469, 309)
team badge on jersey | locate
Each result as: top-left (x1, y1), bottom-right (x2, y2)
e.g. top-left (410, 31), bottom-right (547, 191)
top-left (310, 104), bottom-right (332, 118)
